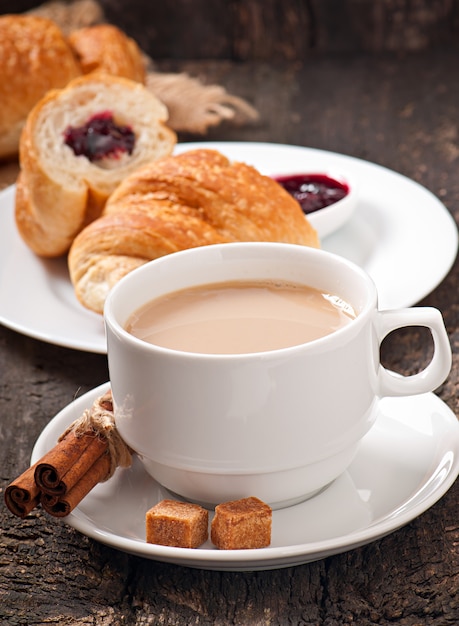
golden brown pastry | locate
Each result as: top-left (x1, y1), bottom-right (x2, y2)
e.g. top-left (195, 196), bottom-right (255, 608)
top-left (67, 24), bottom-right (146, 83)
top-left (0, 14), bottom-right (81, 160)
top-left (68, 148), bottom-right (320, 314)
top-left (15, 74), bottom-right (176, 258)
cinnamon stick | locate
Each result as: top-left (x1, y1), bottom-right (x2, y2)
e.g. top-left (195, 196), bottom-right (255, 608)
top-left (41, 452), bottom-right (111, 517)
top-left (34, 429), bottom-right (108, 496)
top-left (4, 461), bottom-right (41, 518)
top-left (4, 389), bottom-right (132, 519)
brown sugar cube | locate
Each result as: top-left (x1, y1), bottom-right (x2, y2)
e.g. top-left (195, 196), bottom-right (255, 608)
top-left (211, 496), bottom-right (272, 550)
top-left (146, 499), bottom-right (208, 548)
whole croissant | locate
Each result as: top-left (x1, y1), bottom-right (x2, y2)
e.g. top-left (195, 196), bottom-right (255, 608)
top-left (67, 23), bottom-right (146, 83)
top-left (68, 148), bottom-right (320, 314)
top-left (0, 14), bottom-right (81, 161)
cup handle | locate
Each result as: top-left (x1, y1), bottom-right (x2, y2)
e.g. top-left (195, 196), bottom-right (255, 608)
top-left (376, 307), bottom-right (452, 397)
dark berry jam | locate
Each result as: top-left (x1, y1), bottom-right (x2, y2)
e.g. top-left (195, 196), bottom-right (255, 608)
top-left (63, 111), bottom-right (135, 161)
top-left (274, 173), bottom-right (349, 215)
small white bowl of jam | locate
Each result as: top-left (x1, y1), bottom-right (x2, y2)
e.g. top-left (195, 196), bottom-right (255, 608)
top-left (273, 172), bottom-right (358, 239)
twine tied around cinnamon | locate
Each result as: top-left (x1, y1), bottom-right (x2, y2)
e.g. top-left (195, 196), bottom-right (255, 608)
top-left (59, 390), bottom-right (132, 481)
top-left (5, 389), bottom-right (132, 518)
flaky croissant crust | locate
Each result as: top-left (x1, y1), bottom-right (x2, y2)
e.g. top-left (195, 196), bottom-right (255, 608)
top-left (67, 23), bottom-right (146, 83)
top-left (0, 14), bottom-right (81, 160)
top-left (68, 148), bottom-right (320, 314)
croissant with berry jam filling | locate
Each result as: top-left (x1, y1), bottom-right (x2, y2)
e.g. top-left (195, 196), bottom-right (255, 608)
top-left (15, 74), bottom-right (176, 257)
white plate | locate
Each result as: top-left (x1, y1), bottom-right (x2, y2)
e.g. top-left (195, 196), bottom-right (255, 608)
top-left (0, 142), bottom-right (457, 353)
top-left (31, 382), bottom-right (459, 572)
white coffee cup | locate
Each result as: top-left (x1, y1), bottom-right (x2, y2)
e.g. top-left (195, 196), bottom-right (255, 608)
top-left (104, 242), bottom-right (452, 509)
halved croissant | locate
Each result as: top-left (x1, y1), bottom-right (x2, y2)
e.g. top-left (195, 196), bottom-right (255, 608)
top-left (15, 74), bottom-right (176, 257)
top-left (68, 148), bottom-right (320, 314)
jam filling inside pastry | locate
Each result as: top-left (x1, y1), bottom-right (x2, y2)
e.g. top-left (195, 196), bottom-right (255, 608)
top-left (64, 111), bottom-right (135, 162)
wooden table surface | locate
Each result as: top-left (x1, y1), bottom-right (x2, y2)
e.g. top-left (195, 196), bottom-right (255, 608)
top-left (1, 51), bottom-right (459, 625)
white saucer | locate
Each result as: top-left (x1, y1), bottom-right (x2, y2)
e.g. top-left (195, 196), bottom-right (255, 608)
top-left (31, 382), bottom-right (459, 571)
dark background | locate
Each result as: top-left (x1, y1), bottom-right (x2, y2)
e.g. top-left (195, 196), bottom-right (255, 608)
top-left (2, 0), bottom-right (459, 60)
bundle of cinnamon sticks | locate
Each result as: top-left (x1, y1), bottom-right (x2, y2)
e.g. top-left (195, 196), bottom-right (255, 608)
top-left (4, 390), bottom-right (130, 519)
